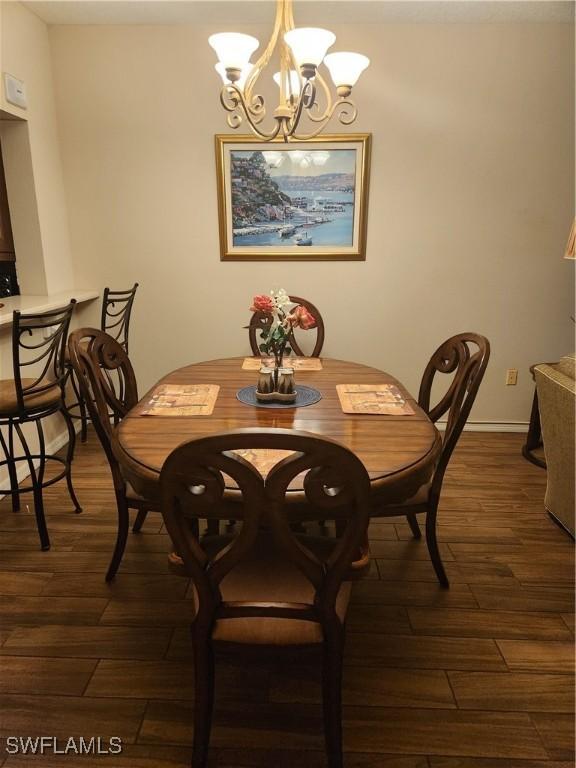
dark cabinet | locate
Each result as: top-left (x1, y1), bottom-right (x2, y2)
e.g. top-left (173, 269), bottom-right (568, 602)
top-left (0, 141), bottom-right (19, 297)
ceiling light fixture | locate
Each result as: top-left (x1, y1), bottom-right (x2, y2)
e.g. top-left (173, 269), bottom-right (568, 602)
top-left (208, 0), bottom-right (369, 142)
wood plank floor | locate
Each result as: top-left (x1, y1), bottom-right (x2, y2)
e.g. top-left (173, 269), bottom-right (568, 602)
top-left (0, 431), bottom-right (573, 767)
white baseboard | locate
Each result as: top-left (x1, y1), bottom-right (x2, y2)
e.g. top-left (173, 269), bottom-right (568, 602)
top-left (0, 424), bottom-right (79, 496)
top-left (437, 421), bottom-right (529, 433)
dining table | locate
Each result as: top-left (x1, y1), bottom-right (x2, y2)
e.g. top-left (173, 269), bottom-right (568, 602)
top-left (114, 357), bottom-right (442, 518)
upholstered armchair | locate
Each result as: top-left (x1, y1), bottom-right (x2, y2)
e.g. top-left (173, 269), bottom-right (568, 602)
top-left (534, 354), bottom-right (575, 537)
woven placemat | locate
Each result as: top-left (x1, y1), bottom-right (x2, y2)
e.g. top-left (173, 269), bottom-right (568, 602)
top-left (237, 385), bottom-right (321, 409)
top-left (140, 384), bottom-right (219, 416)
top-left (336, 384), bottom-right (415, 415)
top-left (242, 357), bottom-right (323, 371)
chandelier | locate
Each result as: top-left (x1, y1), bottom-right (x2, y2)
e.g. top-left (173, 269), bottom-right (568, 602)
top-left (209, 0), bottom-right (369, 142)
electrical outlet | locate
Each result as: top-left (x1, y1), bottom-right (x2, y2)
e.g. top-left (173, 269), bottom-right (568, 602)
top-left (506, 368), bottom-right (518, 386)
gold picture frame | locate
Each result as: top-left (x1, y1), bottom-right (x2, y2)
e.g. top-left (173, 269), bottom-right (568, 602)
top-left (215, 133), bottom-right (371, 261)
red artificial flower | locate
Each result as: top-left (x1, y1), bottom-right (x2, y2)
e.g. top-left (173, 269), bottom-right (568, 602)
top-left (288, 305), bottom-right (316, 330)
top-left (250, 294), bottom-right (275, 314)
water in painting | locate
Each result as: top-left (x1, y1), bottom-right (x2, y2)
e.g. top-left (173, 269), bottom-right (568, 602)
top-left (230, 148), bottom-right (356, 247)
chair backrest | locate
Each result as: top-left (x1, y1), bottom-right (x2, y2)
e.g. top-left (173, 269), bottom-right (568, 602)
top-left (12, 301), bottom-right (76, 415)
top-left (68, 328), bottom-right (138, 485)
top-left (418, 333), bottom-right (490, 500)
top-left (160, 428), bottom-right (371, 639)
top-left (100, 283), bottom-right (138, 352)
top-left (248, 295), bottom-right (325, 357)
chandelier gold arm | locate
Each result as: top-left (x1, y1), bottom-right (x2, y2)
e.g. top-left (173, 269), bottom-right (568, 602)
top-left (284, 79), bottom-right (316, 136)
top-left (244, 0), bottom-right (289, 104)
top-left (290, 98), bottom-right (358, 141)
top-left (306, 70), bottom-right (334, 122)
top-left (220, 85), bottom-right (283, 140)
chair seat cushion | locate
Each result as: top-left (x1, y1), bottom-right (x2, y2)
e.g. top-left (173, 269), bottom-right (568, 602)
top-left (171, 534), bottom-right (351, 646)
top-left (556, 353), bottom-right (576, 380)
top-left (372, 482), bottom-right (431, 516)
top-left (0, 379), bottom-right (61, 416)
top-left (125, 481), bottom-right (146, 503)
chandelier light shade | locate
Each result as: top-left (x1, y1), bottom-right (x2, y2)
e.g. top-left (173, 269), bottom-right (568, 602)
top-left (209, 0), bottom-right (369, 141)
top-left (208, 33), bottom-right (259, 77)
top-left (283, 27), bottom-right (336, 72)
top-left (324, 52), bottom-right (371, 95)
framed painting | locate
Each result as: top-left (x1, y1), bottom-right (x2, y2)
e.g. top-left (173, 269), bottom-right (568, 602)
top-left (215, 133), bottom-right (371, 261)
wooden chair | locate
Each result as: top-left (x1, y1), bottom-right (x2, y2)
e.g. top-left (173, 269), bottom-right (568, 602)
top-left (160, 428), bottom-right (371, 768)
top-left (373, 333), bottom-right (490, 588)
top-left (65, 283), bottom-right (138, 442)
top-left (0, 302), bottom-right (81, 550)
top-left (248, 295), bottom-right (325, 357)
top-left (68, 327), bottom-right (156, 581)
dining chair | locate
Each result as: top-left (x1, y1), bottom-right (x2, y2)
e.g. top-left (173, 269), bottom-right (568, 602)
top-left (373, 333), bottom-right (490, 588)
top-left (68, 327), bottom-right (156, 581)
top-left (0, 301), bottom-right (81, 550)
top-left (160, 428), bottom-right (371, 768)
top-left (248, 295), bottom-right (325, 357)
top-left (65, 283), bottom-right (139, 442)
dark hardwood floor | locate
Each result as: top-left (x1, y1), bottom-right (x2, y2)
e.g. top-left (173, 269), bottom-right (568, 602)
top-left (0, 430), bottom-right (573, 767)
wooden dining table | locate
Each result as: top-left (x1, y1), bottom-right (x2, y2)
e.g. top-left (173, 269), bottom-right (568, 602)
top-left (114, 357), bottom-right (441, 517)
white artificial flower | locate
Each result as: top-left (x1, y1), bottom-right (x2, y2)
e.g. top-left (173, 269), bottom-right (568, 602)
top-left (273, 288), bottom-right (291, 309)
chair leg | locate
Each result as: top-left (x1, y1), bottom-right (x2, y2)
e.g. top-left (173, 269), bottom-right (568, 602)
top-left (132, 509), bottom-right (148, 533)
top-left (321, 633), bottom-right (344, 768)
top-left (425, 507), bottom-right (449, 588)
top-left (192, 635), bottom-right (215, 768)
top-left (406, 513), bottom-right (422, 539)
top-left (106, 494), bottom-right (130, 581)
top-left (32, 484), bottom-right (50, 551)
top-left (14, 422), bottom-right (50, 551)
top-left (62, 408), bottom-right (82, 513)
top-left (0, 421), bottom-right (20, 512)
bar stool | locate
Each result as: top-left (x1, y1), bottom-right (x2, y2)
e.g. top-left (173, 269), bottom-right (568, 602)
top-left (65, 283), bottom-right (138, 442)
top-left (0, 301), bottom-right (81, 550)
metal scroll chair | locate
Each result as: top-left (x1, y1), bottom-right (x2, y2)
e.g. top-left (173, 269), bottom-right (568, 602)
top-left (0, 301), bottom-right (81, 550)
top-left (248, 295), bottom-right (325, 357)
top-left (373, 333), bottom-right (490, 588)
top-left (68, 327), bottom-right (155, 581)
top-left (160, 428), bottom-right (371, 768)
top-left (100, 283), bottom-right (139, 351)
top-left (66, 283), bottom-right (139, 442)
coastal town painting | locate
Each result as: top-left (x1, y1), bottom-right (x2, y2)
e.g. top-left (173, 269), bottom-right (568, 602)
top-left (215, 134), bottom-right (371, 260)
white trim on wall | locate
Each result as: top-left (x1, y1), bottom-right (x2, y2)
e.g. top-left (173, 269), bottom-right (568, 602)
top-left (438, 421), bottom-right (529, 433)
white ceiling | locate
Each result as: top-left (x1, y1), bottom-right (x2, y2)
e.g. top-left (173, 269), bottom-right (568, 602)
top-left (23, 0), bottom-right (575, 26)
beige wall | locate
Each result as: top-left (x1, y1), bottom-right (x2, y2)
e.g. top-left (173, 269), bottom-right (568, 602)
top-left (0, 2), bottom-right (98, 490)
top-left (48, 18), bottom-right (574, 424)
top-left (1, 1), bottom-right (76, 296)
